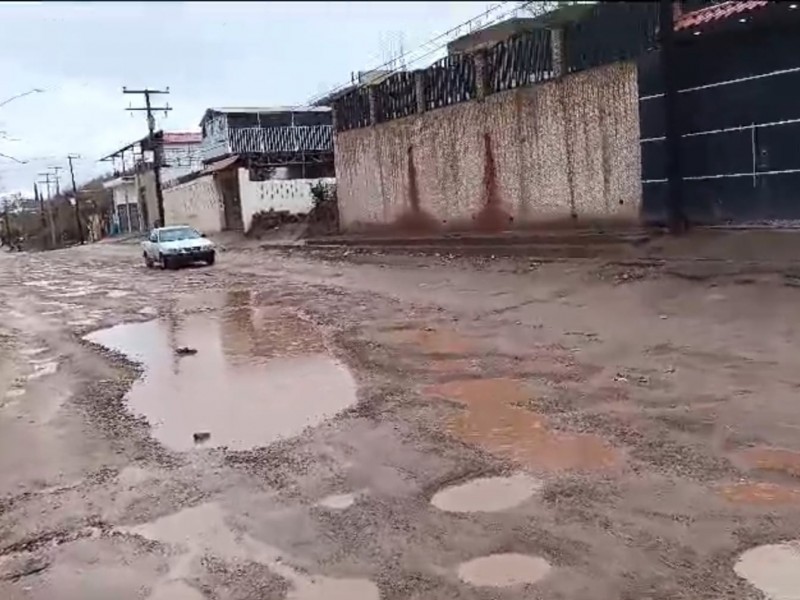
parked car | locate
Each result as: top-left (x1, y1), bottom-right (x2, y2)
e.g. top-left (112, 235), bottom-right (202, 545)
top-left (142, 225), bottom-right (215, 270)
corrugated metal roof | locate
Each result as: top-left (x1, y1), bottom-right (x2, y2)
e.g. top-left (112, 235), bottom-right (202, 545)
top-left (207, 106), bottom-right (331, 115)
top-left (203, 154), bottom-right (240, 173)
top-left (675, 0), bottom-right (769, 31)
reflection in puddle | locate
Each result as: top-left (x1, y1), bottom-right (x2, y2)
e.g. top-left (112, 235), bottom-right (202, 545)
top-left (121, 502), bottom-right (379, 600)
top-left (85, 297), bottom-right (357, 451)
top-left (734, 541), bottom-right (800, 600)
top-left (426, 379), bottom-right (619, 472)
top-left (431, 474), bottom-right (541, 513)
top-left (457, 553), bottom-right (552, 588)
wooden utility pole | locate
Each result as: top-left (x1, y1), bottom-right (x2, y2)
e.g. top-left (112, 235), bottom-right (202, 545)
top-left (37, 172), bottom-right (57, 248)
top-left (34, 182), bottom-right (46, 234)
top-left (122, 87), bottom-right (171, 227)
top-left (67, 154), bottom-right (84, 244)
top-left (49, 165), bottom-right (63, 196)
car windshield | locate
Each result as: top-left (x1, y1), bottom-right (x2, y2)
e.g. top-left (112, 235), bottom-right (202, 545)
top-left (159, 227), bottom-right (201, 242)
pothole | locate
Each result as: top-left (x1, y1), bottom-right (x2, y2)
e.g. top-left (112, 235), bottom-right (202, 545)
top-left (739, 447), bottom-right (800, 478)
top-left (734, 541), bottom-right (800, 600)
top-left (426, 378), bottom-right (619, 472)
top-left (720, 482), bottom-right (800, 505)
top-left (84, 300), bottom-right (357, 451)
top-left (388, 327), bottom-right (473, 354)
top-left (431, 474), bottom-right (542, 513)
top-left (317, 493), bottom-right (357, 510)
top-left (457, 553), bottom-right (552, 588)
top-left (120, 503), bottom-right (379, 600)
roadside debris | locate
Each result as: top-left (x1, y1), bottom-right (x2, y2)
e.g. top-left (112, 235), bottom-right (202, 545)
top-left (176, 346), bottom-right (198, 356)
top-left (193, 432), bottom-right (211, 444)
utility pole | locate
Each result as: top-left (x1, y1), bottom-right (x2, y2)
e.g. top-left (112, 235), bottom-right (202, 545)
top-left (67, 154), bottom-right (85, 244)
top-left (34, 182), bottom-right (46, 234)
top-left (2, 196), bottom-right (10, 245)
top-left (37, 172), bottom-right (57, 248)
top-left (49, 165), bottom-right (63, 197)
top-left (123, 87), bottom-right (171, 227)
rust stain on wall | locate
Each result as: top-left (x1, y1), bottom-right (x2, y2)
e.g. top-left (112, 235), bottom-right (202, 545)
top-left (334, 62), bottom-right (642, 233)
top-left (473, 133), bottom-right (512, 232)
top-left (393, 145), bottom-right (439, 233)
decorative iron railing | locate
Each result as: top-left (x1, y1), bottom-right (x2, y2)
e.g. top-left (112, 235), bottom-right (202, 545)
top-left (332, 2), bottom-right (661, 132)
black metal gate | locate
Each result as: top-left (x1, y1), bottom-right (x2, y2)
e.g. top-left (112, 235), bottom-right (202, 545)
top-left (639, 25), bottom-right (800, 225)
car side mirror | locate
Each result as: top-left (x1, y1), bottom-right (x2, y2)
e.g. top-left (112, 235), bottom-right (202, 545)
top-left (200, 233), bottom-right (206, 238)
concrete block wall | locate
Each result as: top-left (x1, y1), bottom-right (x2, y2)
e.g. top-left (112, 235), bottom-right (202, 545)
top-left (163, 175), bottom-right (225, 234)
top-left (334, 61), bottom-right (642, 233)
top-left (236, 169), bottom-right (335, 232)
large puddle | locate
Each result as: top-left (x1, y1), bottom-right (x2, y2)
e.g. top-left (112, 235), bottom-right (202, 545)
top-left (85, 296), bottom-right (357, 451)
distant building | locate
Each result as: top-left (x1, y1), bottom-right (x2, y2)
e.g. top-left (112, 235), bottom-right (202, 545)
top-left (100, 130), bottom-right (203, 233)
top-left (199, 107), bottom-right (333, 171)
top-left (159, 107), bottom-right (336, 234)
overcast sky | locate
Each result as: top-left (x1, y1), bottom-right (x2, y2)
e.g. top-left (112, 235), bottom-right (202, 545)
top-left (0, 1), bottom-right (503, 196)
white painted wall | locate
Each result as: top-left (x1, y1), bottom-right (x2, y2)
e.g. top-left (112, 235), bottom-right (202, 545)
top-left (163, 175), bottom-right (224, 233)
top-left (236, 168), bottom-right (334, 232)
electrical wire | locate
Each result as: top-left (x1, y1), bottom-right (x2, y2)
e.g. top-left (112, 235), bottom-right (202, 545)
top-left (308, 1), bottom-right (539, 104)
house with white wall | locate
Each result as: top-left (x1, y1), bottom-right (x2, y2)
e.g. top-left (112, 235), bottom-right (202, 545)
top-left (161, 106), bottom-right (335, 234)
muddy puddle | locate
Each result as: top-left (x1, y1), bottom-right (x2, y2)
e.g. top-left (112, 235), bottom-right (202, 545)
top-left (425, 378), bottom-right (620, 472)
top-left (85, 299), bottom-right (357, 451)
top-left (457, 553), bottom-right (552, 588)
top-left (120, 502), bottom-right (379, 600)
top-left (431, 473), bottom-right (541, 513)
top-left (735, 541), bottom-right (800, 600)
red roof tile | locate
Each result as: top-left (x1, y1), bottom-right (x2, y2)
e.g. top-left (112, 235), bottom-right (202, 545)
top-left (675, 0), bottom-right (769, 31)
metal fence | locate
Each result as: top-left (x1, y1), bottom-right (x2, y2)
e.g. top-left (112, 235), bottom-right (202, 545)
top-left (486, 28), bottom-right (552, 93)
top-left (375, 71), bottom-right (417, 123)
top-left (332, 2), bottom-right (660, 132)
top-left (564, 2), bottom-right (659, 73)
top-left (424, 54), bottom-right (476, 111)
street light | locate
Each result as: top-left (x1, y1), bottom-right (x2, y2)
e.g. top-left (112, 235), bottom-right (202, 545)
top-left (0, 88), bottom-right (44, 109)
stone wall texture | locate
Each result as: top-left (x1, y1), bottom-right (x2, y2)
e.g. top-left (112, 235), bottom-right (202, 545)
top-left (334, 61), bottom-right (642, 233)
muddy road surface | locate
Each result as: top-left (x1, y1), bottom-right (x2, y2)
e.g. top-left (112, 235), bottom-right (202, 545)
top-left (2, 240), bottom-right (800, 599)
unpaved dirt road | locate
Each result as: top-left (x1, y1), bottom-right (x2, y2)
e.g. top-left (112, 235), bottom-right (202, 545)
top-left (2, 239), bottom-right (800, 599)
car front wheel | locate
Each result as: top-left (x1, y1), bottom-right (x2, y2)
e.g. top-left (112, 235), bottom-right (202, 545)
top-left (206, 251), bottom-right (215, 266)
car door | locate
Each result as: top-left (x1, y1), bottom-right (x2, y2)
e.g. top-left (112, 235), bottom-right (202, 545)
top-left (145, 230), bottom-right (159, 259)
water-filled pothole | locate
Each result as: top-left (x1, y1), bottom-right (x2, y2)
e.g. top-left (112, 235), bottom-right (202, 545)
top-left (457, 553), bottom-right (552, 588)
top-left (318, 493), bottom-right (357, 510)
top-left (431, 474), bottom-right (542, 513)
top-left (426, 378), bottom-right (619, 472)
top-left (85, 302), bottom-right (357, 451)
top-left (734, 541), bottom-right (800, 600)
top-left (119, 502), bottom-right (379, 600)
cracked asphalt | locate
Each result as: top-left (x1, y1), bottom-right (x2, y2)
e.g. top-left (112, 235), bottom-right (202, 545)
top-left (2, 238), bottom-right (800, 599)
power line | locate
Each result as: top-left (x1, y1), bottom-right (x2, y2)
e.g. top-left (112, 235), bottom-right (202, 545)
top-left (123, 87), bottom-right (172, 227)
top-left (308, 1), bottom-right (520, 104)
